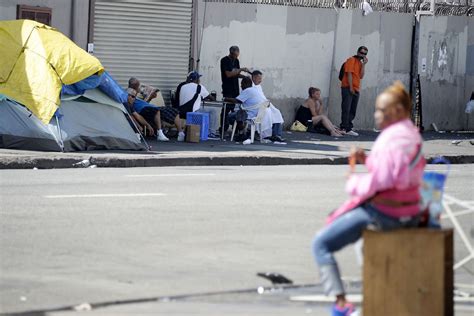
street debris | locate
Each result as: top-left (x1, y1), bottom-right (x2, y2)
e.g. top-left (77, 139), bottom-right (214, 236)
top-left (73, 157), bottom-right (92, 168)
top-left (257, 272), bottom-right (293, 285)
top-left (73, 303), bottom-right (92, 311)
top-left (451, 140), bottom-right (462, 145)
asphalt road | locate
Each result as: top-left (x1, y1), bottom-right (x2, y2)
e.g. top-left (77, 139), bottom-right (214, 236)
top-left (1, 165), bottom-right (473, 315)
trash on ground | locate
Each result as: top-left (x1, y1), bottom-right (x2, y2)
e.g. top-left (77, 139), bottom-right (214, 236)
top-left (73, 303), bottom-right (92, 311)
top-left (73, 157), bottom-right (92, 168)
top-left (273, 141), bottom-right (287, 145)
top-left (243, 139), bottom-right (252, 145)
top-left (451, 140), bottom-right (462, 145)
top-left (257, 272), bottom-right (293, 285)
top-left (88, 165), bottom-right (97, 168)
top-left (33, 167), bottom-right (38, 170)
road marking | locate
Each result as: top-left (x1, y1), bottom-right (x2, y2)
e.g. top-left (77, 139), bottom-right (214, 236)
top-left (126, 173), bottom-right (216, 177)
top-left (44, 193), bottom-right (166, 199)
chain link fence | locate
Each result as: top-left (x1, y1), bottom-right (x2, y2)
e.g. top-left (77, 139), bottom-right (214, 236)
top-left (204, 0), bottom-right (473, 16)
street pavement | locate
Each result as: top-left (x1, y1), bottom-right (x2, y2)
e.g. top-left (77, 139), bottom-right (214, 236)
top-left (0, 131), bottom-right (473, 169)
top-left (0, 165), bottom-right (473, 315)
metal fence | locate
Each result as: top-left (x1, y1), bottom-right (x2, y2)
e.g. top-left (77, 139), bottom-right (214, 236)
top-left (204, 0), bottom-right (473, 15)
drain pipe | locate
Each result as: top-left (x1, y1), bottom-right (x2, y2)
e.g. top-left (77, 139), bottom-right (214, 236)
top-left (411, 0), bottom-right (434, 131)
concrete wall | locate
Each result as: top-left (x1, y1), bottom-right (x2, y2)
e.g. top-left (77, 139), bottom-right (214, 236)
top-left (418, 15), bottom-right (474, 131)
top-left (196, 2), bottom-right (338, 126)
top-left (327, 11), bottom-right (413, 130)
top-left (196, 2), bottom-right (414, 129)
top-left (0, 0), bottom-right (89, 50)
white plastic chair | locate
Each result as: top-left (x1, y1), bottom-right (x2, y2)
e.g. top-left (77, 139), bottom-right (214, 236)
top-left (230, 101), bottom-right (270, 143)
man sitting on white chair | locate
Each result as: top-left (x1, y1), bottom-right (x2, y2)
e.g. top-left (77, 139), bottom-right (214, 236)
top-left (225, 77), bottom-right (284, 143)
top-left (251, 70), bottom-right (285, 142)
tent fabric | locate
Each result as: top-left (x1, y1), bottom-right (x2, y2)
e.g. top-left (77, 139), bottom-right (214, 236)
top-left (0, 99), bottom-right (62, 151)
top-left (62, 71), bottom-right (128, 105)
top-left (0, 89), bottom-right (145, 152)
top-left (0, 19), bottom-right (104, 124)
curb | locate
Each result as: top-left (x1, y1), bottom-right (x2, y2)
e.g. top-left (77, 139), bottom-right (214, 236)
top-left (0, 155), bottom-right (473, 169)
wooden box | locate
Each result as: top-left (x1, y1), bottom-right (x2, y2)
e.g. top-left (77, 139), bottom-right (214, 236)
top-left (363, 229), bottom-right (453, 316)
top-left (186, 124), bottom-right (200, 143)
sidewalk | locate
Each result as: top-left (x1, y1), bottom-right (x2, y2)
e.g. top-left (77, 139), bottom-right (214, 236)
top-left (0, 131), bottom-right (473, 169)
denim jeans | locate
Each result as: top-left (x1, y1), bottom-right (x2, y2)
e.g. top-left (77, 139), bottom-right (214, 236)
top-left (272, 123), bottom-right (282, 137)
top-left (340, 87), bottom-right (360, 132)
top-left (312, 203), bottom-right (419, 296)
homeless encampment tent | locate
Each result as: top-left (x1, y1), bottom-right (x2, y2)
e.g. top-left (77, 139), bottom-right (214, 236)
top-left (0, 19), bottom-right (145, 151)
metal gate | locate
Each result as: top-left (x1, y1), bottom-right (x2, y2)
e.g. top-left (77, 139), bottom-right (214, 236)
top-left (93, 0), bottom-right (193, 104)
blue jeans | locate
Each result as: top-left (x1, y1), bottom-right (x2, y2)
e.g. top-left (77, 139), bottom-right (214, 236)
top-left (272, 123), bottom-right (282, 137)
top-left (312, 203), bottom-right (419, 296)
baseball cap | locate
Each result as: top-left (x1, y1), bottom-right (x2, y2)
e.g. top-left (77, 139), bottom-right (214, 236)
top-left (187, 71), bottom-right (202, 81)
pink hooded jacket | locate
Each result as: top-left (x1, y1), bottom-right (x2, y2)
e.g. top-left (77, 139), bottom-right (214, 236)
top-left (327, 119), bottom-right (425, 224)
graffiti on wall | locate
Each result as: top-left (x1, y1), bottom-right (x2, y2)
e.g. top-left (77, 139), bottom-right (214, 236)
top-left (426, 33), bottom-right (457, 83)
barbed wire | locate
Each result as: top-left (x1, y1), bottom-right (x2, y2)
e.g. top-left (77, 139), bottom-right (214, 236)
top-left (204, 0), bottom-right (473, 15)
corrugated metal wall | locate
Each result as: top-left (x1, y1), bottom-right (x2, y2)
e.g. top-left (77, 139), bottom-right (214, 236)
top-left (93, 0), bottom-right (193, 104)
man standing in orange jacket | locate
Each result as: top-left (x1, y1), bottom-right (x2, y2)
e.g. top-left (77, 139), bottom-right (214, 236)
top-left (340, 46), bottom-right (369, 136)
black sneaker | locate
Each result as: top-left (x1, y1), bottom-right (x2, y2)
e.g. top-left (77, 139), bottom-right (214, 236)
top-left (271, 135), bottom-right (285, 142)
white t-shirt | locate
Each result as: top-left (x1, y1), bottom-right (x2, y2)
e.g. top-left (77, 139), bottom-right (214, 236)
top-left (179, 82), bottom-right (210, 112)
top-left (236, 86), bottom-right (267, 117)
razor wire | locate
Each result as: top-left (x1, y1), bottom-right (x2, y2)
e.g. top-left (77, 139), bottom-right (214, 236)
top-left (204, 0), bottom-right (473, 15)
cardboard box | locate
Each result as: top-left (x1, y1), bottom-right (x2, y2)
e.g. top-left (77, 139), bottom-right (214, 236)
top-left (363, 229), bottom-right (453, 316)
top-left (186, 124), bottom-right (200, 143)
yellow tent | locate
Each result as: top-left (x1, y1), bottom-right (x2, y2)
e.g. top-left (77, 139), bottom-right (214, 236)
top-left (0, 20), bottom-right (104, 124)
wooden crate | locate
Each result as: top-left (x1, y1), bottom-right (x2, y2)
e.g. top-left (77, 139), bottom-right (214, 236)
top-left (363, 229), bottom-right (453, 316)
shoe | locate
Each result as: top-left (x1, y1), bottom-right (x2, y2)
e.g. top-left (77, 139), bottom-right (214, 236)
top-left (270, 135), bottom-right (285, 142)
top-left (345, 130), bottom-right (359, 137)
top-left (157, 130), bottom-right (169, 142)
top-left (260, 138), bottom-right (272, 144)
top-left (331, 302), bottom-right (356, 316)
top-left (208, 132), bottom-right (220, 139)
top-left (177, 132), bottom-right (185, 142)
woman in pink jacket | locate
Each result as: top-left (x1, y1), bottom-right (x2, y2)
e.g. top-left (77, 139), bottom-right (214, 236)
top-left (312, 81), bottom-right (425, 316)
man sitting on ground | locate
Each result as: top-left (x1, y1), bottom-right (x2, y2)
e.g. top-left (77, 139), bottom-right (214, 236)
top-left (225, 77), bottom-right (284, 143)
top-left (126, 78), bottom-right (174, 141)
top-left (138, 84), bottom-right (186, 142)
top-left (123, 87), bottom-right (156, 138)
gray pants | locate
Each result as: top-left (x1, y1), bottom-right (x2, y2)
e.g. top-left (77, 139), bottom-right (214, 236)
top-left (340, 87), bottom-right (360, 132)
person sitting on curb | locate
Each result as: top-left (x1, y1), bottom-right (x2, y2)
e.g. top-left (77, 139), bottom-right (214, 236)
top-left (127, 77), bottom-right (169, 142)
top-left (225, 77), bottom-right (284, 143)
top-left (123, 87), bottom-right (169, 142)
top-left (139, 84), bottom-right (186, 142)
top-left (295, 87), bottom-right (344, 137)
top-left (311, 81), bottom-right (425, 316)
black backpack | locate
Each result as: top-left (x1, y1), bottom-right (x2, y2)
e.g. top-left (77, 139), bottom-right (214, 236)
top-left (338, 56), bottom-right (360, 81)
top-left (338, 62), bottom-right (345, 81)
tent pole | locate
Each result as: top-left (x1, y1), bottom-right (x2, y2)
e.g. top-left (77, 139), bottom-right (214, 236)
top-left (125, 111), bottom-right (151, 151)
top-left (55, 115), bottom-right (65, 152)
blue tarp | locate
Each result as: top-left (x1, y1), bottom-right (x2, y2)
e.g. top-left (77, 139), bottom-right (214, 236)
top-left (61, 71), bottom-right (127, 104)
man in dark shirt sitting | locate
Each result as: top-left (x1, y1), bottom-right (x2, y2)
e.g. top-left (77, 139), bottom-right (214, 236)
top-left (219, 45), bottom-right (250, 135)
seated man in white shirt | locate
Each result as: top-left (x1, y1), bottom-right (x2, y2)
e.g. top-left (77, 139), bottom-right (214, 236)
top-left (178, 71), bottom-right (217, 135)
top-left (225, 77), bottom-right (284, 142)
top-left (251, 70), bottom-right (285, 142)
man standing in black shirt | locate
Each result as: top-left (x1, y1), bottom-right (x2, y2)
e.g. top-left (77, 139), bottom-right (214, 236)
top-left (219, 45), bottom-right (250, 135)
